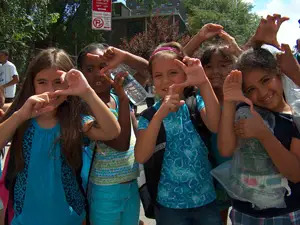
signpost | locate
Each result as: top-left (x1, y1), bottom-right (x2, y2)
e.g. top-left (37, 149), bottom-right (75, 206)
top-left (92, 0), bottom-right (112, 30)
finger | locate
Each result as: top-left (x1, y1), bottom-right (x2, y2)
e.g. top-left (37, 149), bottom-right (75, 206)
top-left (243, 97), bottom-right (254, 113)
top-left (281, 43), bottom-right (292, 54)
top-left (266, 15), bottom-right (275, 23)
top-left (174, 59), bottom-right (187, 71)
top-left (54, 89), bottom-right (72, 96)
top-left (57, 70), bottom-right (67, 84)
top-left (86, 53), bottom-right (103, 60)
top-left (171, 83), bottom-right (186, 94)
top-left (277, 16), bottom-right (289, 27)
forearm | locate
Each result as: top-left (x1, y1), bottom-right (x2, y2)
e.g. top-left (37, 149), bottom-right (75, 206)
top-left (259, 132), bottom-right (300, 183)
top-left (197, 82), bottom-right (220, 132)
top-left (285, 65), bottom-right (300, 87)
top-left (84, 88), bottom-right (120, 140)
top-left (242, 35), bottom-right (262, 51)
top-left (104, 99), bottom-right (131, 151)
top-left (135, 112), bottom-right (163, 163)
top-left (123, 52), bottom-right (149, 83)
top-left (0, 111), bottom-right (24, 148)
top-left (1, 76), bottom-right (19, 89)
top-left (218, 101), bottom-right (237, 157)
top-left (184, 33), bottom-right (205, 56)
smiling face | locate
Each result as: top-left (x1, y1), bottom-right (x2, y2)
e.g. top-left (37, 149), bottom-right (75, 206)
top-left (203, 52), bottom-right (233, 90)
top-left (243, 69), bottom-right (287, 112)
top-left (81, 48), bottom-right (111, 95)
top-left (34, 67), bottom-right (68, 109)
top-left (151, 54), bottom-right (186, 98)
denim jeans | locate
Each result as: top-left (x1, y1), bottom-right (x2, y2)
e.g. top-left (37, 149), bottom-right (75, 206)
top-left (156, 200), bottom-right (222, 225)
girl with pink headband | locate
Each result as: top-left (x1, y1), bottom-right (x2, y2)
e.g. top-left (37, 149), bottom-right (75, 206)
top-left (135, 42), bottom-right (222, 225)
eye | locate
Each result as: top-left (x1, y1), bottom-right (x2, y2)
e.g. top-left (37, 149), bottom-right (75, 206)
top-left (54, 80), bottom-right (62, 84)
top-left (262, 77), bottom-right (271, 84)
top-left (169, 70), bottom-right (178, 76)
top-left (37, 81), bottom-right (46, 85)
top-left (154, 74), bottom-right (162, 78)
top-left (86, 67), bottom-right (93, 73)
top-left (245, 87), bottom-right (255, 96)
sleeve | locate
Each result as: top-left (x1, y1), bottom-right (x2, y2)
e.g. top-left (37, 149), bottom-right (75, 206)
top-left (196, 93), bottom-right (205, 111)
top-left (9, 64), bottom-right (18, 77)
top-left (137, 116), bottom-right (150, 131)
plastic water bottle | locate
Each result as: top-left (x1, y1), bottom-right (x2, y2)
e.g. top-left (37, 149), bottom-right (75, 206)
top-left (109, 64), bottom-right (148, 105)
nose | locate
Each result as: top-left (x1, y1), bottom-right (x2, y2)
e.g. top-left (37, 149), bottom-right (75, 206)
top-left (257, 86), bottom-right (268, 99)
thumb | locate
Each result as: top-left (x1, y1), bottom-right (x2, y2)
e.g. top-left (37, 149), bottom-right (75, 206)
top-left (243, 97), bottom-right (254, 113)
top-left (179, 100), bottom-right (185, 106)
top-left (281, 43), bottom-right (292, 54)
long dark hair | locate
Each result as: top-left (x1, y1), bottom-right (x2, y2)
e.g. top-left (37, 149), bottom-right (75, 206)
top-left (3, 48), bottom-right (84, 194)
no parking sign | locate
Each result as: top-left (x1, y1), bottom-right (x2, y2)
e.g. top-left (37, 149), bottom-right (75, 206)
top-left (92, 0), bottom-right (112, 30)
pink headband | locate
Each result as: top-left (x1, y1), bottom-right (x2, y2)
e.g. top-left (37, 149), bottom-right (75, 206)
top-left (149, 47), bottom-right (179, 60)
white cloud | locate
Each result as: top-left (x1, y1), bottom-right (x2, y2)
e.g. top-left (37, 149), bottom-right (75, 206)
top-left (255, 0), bottom-right (300, 50)
top-left (243, 0), bottom-right (254, 3)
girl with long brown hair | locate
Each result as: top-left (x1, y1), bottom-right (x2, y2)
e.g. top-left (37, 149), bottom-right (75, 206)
top-left (0, 48), bottom-right (120, 225)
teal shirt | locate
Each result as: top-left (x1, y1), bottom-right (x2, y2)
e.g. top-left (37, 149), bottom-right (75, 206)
top-left (138, 94), bottom-right (216, 209)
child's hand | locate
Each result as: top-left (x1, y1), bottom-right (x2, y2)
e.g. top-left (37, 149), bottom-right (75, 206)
top-left (197, 23), bottom-right (223, 41)
top-left (55, 69), bottom-right (93, 100)
top-left (252, 14), bottom-right (289, 50)
top-left (17, 93), bottom-right (58, 121)
top-left (223, 70), bottom-right (253, 108)
top-left (158, 85), bottom-right (184, 119)
top-left (218, 30), bottom-right (242, 56)
top-left (277, 43), bottom-right (300, 78)
top-left (0, 109), bottom-right (4, 118)
top-left (174, 56), bottom-right (209, 89)
top-left (99, 47), bottom-right (127, 75)
top-left (234, 109), bottom-right (269, 140)
top-left (111, 71), bottom-right (128, 101)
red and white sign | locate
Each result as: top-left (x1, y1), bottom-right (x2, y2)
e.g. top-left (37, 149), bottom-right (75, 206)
top-left (92, 0), bottom-right (112, 31)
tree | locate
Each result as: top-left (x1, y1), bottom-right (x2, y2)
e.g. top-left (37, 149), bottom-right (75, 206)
top-left (119, 16), bottom-right (191, 60)
top-left (184, 0), bottom-right (260, 45)
top-left (0, 0), bottom-right (59, 75)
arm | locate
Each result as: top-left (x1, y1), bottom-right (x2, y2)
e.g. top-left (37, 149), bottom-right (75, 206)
top-left (184, 23), bottom-right (223, 56)
top-left (258, 132), bottom-right (300, 183)
top-left (81, 88), bottom-right (120, 141)
top-left (197, 81), bottom-right (220, 133)
top-left (55, 69), bottom-right (121, 141)
top-left (103, 97), bottom-right (131, 151)
top-left (135, 88), bottom-right (184, 163)
top-left (100, 47), bottom-right (149, 86)
top-left (217, 101), bottom-right (237, 157)
top-left (0, 75), bottom-right (19, 89)
top-left (0, 111), bottom-right (23, 148)
top-left (134, 113), bottom-right (163, 163)
top-left (277, 43), bottom-right (300, 86)
top-left (218, 70), bottom-right (253, 157)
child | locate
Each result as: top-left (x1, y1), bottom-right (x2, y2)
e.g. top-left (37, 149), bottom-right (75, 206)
top-left (0, 48), bottom-right (120, 225)
top-left (218, 48), bottom-right (300, 225)
top-left (135, 42), bottom-right (222, 225)
top-left (77, 43), bottom-right (148, 225)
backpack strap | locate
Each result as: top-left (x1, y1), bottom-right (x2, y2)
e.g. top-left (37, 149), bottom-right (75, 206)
top-left (185, 94), bottom-right (212, 150)
top-left (139, 106), bottom-right (166, 218)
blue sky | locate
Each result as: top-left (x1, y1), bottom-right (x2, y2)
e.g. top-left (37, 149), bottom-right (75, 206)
top-left (246, 0), bottom-right (300, 50)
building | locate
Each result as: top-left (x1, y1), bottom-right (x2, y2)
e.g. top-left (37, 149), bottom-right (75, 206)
top-left (104, 0), bottom-right (187, 47)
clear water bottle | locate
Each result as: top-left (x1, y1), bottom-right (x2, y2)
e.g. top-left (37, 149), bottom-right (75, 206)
top-left (109, 64), bottom-right (148, 105)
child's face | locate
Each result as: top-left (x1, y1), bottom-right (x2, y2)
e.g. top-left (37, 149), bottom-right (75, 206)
top-left (81, 49), bottom-right (111, 95)
top-left (152, 55), bottom-right (186, 98)
top-left (243, 69), bottom-right (285, 112)
top-left (34, 68), bottom-right (67, 107)
top-left (203, 52), bottom-right (233, 90)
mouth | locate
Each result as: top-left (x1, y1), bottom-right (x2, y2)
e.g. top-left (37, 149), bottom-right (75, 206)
top-left (261, 94), bottom-right (274, 104)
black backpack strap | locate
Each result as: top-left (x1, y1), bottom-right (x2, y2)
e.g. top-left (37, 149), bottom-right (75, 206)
top-left (185, 95), bottom-right (211, 149)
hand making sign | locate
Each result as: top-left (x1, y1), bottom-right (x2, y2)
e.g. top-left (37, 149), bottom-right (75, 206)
top-left (92, 0), bottom-right (112, 31)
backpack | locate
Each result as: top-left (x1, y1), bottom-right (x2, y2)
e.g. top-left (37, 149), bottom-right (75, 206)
top-left (138, 90), bottom-right (212, 219)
